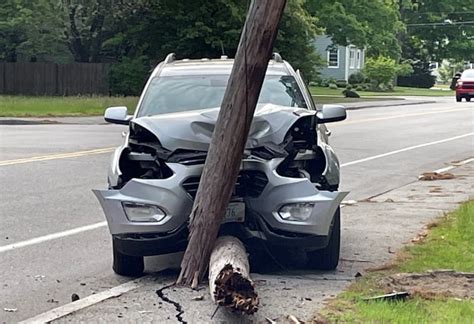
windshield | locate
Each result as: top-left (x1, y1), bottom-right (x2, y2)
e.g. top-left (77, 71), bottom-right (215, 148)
top-left (462, 70), bottom-right (474, 79)
top-left (138, 75), bottom-right (307, 117)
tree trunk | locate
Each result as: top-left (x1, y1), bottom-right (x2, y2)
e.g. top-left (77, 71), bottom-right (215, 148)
top-left (176, 0), bottom-right (287, 287)
top-left (209, 236), bottom-right (258, 314)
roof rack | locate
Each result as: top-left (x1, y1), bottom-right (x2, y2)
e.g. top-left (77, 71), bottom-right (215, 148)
top-left (164, 53), bottom-right (176, 64)
top-left (272, 52), bottom-right (283, 62)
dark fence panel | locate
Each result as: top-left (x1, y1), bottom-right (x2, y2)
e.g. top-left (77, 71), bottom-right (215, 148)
top-left (0, 62), bottom-right (110, 96)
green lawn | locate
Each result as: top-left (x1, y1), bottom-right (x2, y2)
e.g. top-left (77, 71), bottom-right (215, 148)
top-left (314, 96), bottom-right (397, 105)
top-left (320, 201), bottom-right (474, 323)
top-left (310, 85), bottom-right (454, 97)
top-left (0, 96), bottom-right (139, 117)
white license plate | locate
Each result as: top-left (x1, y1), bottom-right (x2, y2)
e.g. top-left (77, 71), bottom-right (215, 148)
top-left (222, 202), bottom-right (245, 223)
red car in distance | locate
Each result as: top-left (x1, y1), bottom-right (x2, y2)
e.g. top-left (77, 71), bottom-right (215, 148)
top-left (456, 69), bottom-right (474, 102)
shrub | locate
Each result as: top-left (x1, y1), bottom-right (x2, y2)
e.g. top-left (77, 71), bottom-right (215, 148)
top-left (342, 88), bottom-right (360, 98)
top-left (348, 72), bottom-right (366, 85)
top-left (364, 56), bottom-right (413, 91)
top-left (328, 83), bottom-right (338, 89)
top-left (109, 56), bottom-right (150, 96)
top-left (398, 61), bottom-right (436, 88)
top-left (336, 79), bottom-right (347, 88)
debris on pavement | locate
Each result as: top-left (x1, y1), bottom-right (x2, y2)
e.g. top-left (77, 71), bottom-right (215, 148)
top-left (341, 200), bottom-right (358, 206)
top-left (191, 295), bottom-right (205, 301)
top-left (3, 308), bottom-right (18, 312)
top-left (418, 172), bottom-right (455, 181)
top-left (71, 293), bottom-right (80, 302)
top-left (363, 291), bottom-right (410, 302)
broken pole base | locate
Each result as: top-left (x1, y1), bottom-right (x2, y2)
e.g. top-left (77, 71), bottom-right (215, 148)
top-left (209, 236), bottom-right (259, 315)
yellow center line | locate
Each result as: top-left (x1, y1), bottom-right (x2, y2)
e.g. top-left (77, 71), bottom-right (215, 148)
top-left (0, 147), bottom-right (115, 166)
top-left (332, 107), bottom-right (471, 127)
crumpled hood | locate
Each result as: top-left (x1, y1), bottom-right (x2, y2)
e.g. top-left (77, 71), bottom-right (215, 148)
top-left (132, 104), bottom-right (315, 151)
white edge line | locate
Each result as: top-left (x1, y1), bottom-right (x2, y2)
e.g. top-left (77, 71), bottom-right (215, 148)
top-left (340, 133), bottom-right (474, 167)
top-left (18, 279), bottom-right (143, 324)
top-left (0, 222), bottom-right (107, 253)
top-left (433, 157), bottom-right (474, 174)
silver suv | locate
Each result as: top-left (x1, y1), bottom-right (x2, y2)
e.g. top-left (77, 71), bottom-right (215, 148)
top-left (95, 53), bottom-right (348, 276)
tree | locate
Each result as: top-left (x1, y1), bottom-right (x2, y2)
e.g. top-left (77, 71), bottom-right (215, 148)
top-left (364, 56), bottom-right (412, 90)
top-left (305, 0), bottom-right (404, 59)
top-left (401, 0), bottom-right (474, 62)
top-left (0, 0), bottom-right (69, 62)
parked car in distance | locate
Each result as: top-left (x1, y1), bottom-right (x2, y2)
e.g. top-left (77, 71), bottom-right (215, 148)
top-left (95, 53), bottom-right (348, 276)
top-left (455, 69), bottom-right (474, 102)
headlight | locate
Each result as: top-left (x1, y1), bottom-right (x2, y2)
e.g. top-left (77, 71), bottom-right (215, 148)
top-left (278, 203), bottom-right (315, 221)
top-left (122, 202), bottom-right (166, 222)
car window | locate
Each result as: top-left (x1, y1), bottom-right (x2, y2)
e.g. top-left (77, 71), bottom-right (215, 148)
top-left (137, 75), bottom-right (307, 117)
top-left (462, 70), bottom-right (474, 78)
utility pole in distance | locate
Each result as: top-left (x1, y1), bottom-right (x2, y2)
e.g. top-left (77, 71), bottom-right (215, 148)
top-left (177, 0), bottom-right (287, 288)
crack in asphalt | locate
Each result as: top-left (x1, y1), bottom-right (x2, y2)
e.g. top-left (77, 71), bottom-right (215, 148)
top-left (156, 283), bottom-right (187, 324)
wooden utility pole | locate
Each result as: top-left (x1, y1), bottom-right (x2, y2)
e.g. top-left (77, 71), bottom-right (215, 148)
top-left (177, 0), bottom-right (287, 287)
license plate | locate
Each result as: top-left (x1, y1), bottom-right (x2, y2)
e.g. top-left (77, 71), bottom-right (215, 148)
top-left (223, 202), bottom-right (245, 223)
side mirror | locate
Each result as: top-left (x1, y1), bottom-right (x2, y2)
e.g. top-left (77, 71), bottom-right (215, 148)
top-left (104, 106), bottom-right (131, 125)
top-left (317, 105), bottom-right (346, 123)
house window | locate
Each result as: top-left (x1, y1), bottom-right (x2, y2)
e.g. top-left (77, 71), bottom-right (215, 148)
top-left (356, 50), bottom-right (362, 69)
top-left (327, 47), bottom-right (339, 68)
top-left (349, 48), bottom-right (356, 69)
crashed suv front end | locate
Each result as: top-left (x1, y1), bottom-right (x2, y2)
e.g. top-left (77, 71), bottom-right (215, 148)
top-left (94, 105), bottom-right (346, 257)
top-left (94, 55), bottom-right (348, 275)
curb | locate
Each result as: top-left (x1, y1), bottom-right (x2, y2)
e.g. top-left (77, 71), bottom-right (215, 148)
top-left (343, 100), bottom-right (437, 111)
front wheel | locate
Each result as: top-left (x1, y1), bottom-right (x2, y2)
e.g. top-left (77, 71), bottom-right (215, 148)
top-left (466, 97), bottom-right (471, 102)
top-left (456, 95), bottom-right (462, 102)
top-left (306, 207), bottom-right (340, 270)
top-left (112, 237), bottom-right (144, 276)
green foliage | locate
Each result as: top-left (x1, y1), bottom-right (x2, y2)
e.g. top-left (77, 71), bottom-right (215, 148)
top-left (0, 0), bottom-right (69, 62)
top-left (438, 61), bottom-right (465, 83)
top-left (398, 61), bottom-right (436, 88)
top-left (328, 83), bottom-right (338, 89)
top-left (364, 56), bottom-right (413, 90)
top-left (348, 72), bottom-right (366, 85)
top-left (108, 56), bottom-right (150, 96)
top-left (306, 0), bottom-right (403, 59)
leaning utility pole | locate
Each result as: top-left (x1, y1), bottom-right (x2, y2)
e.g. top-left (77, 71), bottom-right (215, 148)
top-left (177, 0), bottom-right (287, 287)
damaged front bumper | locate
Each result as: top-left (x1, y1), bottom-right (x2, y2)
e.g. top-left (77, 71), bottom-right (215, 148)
top-left (93, 159), bottom-right (347, 246)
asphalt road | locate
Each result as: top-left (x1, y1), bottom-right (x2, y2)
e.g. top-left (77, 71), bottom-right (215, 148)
top-left (0, 97), bottom-right (473, 322)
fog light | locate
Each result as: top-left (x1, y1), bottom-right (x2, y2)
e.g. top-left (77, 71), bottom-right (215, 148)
top-left (122, 202), bottom-right (166, 222)
top-left (278, 203), bottom-right (315, 221)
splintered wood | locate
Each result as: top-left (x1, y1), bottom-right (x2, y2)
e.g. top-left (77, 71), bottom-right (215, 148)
top-left (209, 236), bottom-right (259, 315)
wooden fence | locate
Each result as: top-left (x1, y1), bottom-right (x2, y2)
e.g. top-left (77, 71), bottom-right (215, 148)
top-left (0, 62), bottom-right (111, 96)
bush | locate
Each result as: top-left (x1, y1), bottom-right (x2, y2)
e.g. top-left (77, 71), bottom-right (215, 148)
top-left (364, 56), bottom-right (413, 91)
top-left (109, 56), bottom-right (150, 96)
top-left (328, 83), bottom-right (338, 89)
top-left (342, 88), bottom-right (360, 98)
top-left (397, 61), bottom-right (436, 88)
top-left (348, 72), bottom-right (366, 85)
top-left (336, 79), bottom-right (347, 88)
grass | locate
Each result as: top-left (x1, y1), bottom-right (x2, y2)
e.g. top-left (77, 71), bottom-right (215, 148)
top-left (319, 201), bottom-right (474, 323)
top-left (310, 85), bottom-right (454, 97)
top-left (0, 96), bottom-right (139, 117)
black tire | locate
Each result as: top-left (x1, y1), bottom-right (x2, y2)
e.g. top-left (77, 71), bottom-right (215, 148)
top-left (456, 95), bottom-right (462, 102)
top-left (112, 237), bottom-right (144, 276)
top-left (467, 97), bottom-right (471, 102)
top-left (306, 207), bottom-right (340, 270)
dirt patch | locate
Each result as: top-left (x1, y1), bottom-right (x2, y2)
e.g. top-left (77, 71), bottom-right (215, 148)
top-left (379, 270), bottom-right (474, 299)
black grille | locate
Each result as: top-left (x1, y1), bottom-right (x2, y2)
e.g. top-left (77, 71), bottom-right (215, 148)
top-left (182, 170), bottom-right (268, 199)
